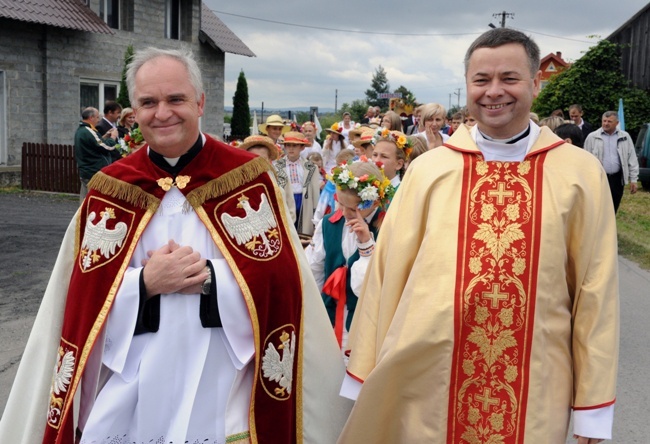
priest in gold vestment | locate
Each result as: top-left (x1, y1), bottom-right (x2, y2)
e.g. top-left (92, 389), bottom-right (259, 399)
top-left (339, 29), bottom-right (618, 444)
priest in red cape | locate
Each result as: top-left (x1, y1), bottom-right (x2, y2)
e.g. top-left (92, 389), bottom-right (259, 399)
top-left (0, 47), bottom-right (351, 444)
top-left (338, 29), bottom-right (619, 444)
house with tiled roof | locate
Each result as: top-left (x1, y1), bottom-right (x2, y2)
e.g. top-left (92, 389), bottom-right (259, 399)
top-left (539, 51), bottom-right (570, 89)
top-left (0, 0), bottom-right (254, 166)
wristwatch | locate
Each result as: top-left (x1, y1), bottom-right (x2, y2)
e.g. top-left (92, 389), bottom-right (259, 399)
top-left (201, 269), bottom-right (212, 295)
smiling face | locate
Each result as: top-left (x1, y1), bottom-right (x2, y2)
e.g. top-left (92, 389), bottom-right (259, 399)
top-left (424, 114), bottom-right (445, 133)
top-left (266, 125), bottom-right (283, 142)
top-left (133, 56), bottom-right (204, 157)
top-left (466, 43), bottom-right (540, 139)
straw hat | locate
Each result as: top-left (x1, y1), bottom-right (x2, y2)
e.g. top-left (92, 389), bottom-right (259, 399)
top-left (239, 135), bottom-right (280, 160)
top-left (282, 131), bottom-right (309, 145)
top-left (258, 114), bottom-right (290, 135)
top-left (351, 129), bottom-right (375, 149)
top-left (324, 122), bottom-right (344, 136)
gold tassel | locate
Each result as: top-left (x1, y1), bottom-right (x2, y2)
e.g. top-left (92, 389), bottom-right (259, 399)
top-left (88, 172), bottom-right (160, 211)
top-left (186, 156), bottom-right (271, 208)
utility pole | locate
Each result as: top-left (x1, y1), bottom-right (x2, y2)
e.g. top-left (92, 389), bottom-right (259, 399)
top-left (335, 89), bottom-right (338, 114)
top-left (453, 88), bottom-right (461, 109)
top-left (261, 101), bottom-right (264, 123)
top-left (449, 93), bottom-right (452, 110)
top-left (492, 11), bottom-right (514, 28)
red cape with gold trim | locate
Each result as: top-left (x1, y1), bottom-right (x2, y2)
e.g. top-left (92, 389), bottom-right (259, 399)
top-left (0, 135), bottom-right (352, 444)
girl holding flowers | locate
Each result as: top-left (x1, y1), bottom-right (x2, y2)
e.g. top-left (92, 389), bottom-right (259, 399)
top-left (371, 128), bottom-right (412, 190)
top-left (306, 157), bottom-right (394, 352)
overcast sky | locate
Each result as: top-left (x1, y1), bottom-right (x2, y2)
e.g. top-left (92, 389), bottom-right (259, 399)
top-left (204, 0), bottom-right (648, 112)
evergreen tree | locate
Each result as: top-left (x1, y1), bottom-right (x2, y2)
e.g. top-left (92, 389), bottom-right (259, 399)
top-left (533, 39), bottom-right (650, 133)
top-left (231, 70), bottom-right (251, 138)
top-left (117, 45), bottom-right (134, 109)
top-left (365, 65), bottom-right (390, 110)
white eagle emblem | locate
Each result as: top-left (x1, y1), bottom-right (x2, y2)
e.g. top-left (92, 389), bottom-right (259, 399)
top-left (47, 346), bottom-right (75, 425)
top-left (262, 330), bottom-right (296, 398)
top-left (80, 207), bottom-right (128, 269)
top-left (221, 194), bottom-right (280, 257)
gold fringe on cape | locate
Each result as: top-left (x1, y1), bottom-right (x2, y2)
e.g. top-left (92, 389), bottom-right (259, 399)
top-left (88, 172), bottom-right (160, 211)
top-left (186, 156), bottom-right (271, 208)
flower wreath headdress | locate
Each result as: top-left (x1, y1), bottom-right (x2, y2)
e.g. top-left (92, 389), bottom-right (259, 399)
top-left (301, 121), bottom-right (316, 132)
top-left (329, 156), bottom-right (395, 210)
top-left (372, 128), bottom-right (413, 159)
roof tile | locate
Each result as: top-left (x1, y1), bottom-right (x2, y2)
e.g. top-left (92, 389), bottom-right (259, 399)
top-left (0, 0), bottom-right (113, 34)
top-left (200, 3), bottom-right (255, 57)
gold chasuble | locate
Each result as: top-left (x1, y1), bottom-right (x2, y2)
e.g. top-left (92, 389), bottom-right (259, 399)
top-left (339, 126), bottom-right (619, 443)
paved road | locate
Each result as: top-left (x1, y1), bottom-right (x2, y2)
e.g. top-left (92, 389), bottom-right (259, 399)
top-left (0, 192), bottom-right (648, 442)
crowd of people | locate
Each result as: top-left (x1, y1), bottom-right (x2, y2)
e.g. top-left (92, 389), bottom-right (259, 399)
top-left (1, 28), bottom-right (626, 444)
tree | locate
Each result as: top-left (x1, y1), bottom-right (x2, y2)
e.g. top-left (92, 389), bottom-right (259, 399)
top-left (365, 65), bottom-right (390, 110)
top-left (231, 70), bottom-right (251, 139)
top-left (117, 45), bottom-right (134, 109)
top-left (533, 39), bottom-right (650, 134)
top-left (339, 99), bottom-right (369, 122)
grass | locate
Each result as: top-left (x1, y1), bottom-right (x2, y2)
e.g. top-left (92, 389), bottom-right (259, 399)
top-left (616, 183), bottom-right (650, 270)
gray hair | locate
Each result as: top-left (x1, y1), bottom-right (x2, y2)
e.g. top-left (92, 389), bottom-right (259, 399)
top-left (81, 107), bottom-right (98, 120)
top-left (602, 111), bottom-right (618, 120)
top-left (464, 28), bottom-right (540, 77)
top-left (126, 47), bottom-right (204, 105)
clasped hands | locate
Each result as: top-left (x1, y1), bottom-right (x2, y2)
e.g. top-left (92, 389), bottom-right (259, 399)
top-left (142, 239), bottom-right (209, 299)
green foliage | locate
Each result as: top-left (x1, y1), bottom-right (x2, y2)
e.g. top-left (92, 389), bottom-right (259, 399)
top-left (365, 65), bottom-right (390, 109)
top-left (117, 45), bottom-right (134, 109)
top-left (339, 99), bottom-right (369, 122)
top-left (231, 70), bottom-right (251, 138)
top-left (533, 39), bottom-right (650, 133)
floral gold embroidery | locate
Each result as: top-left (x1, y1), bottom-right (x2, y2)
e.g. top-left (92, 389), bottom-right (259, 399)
top-left (175, 175), bottom-right (191, 189)
top-left (451, 159), bottom-right (539, 443)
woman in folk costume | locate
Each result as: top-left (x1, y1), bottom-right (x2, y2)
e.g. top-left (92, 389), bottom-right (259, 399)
top-left (370, 128), bottom-right (412, 192)
top-left (322, 123), bottom-right (346, 172)
top-left (337, 111), bottom-right (356, 146)
top-left (238, 134), bottom-right (296, 224)
top-left (305, 158), bottom-right (394, 351)
top-left (273, 131), bottom-right (321, 236)
top-left (300, 121), bottom-right (322, 159)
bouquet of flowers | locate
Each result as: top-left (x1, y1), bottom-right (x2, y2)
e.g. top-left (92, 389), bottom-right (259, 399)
top-left (118, 127), bottom-right (145, 157)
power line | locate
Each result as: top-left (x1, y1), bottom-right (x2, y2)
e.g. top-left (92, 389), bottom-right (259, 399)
top-left (212, 9), bottom-right (597, 44)
top-left (212, 9), bottom-right (481, 37)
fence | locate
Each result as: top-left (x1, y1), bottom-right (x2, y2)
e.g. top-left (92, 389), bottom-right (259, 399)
top-left (21, 143), bottom-right (80, 194)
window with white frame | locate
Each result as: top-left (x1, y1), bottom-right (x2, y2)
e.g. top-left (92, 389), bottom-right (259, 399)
top-left (80, 80), bottom-right (119, 115)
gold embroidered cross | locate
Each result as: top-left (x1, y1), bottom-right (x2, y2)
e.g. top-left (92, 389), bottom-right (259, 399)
top-left (488, 182), bottom-right (514, 205)
top-left (482, 283), bottom-right (509, 308)
top-left (476, 387), bottom-right (500, 412)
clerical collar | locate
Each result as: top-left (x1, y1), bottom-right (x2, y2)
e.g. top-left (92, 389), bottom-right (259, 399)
top-left (478, 125), bottom-right (530, 144)
top-left (472, 122), bottom-right (540, 163)
top-left (149, 134), bottom-right (203, 177)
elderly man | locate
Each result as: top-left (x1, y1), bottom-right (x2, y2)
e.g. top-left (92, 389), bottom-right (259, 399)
top-left (584, 111), bottom-right (639, 212)
top-left (74, 107), bottom-right (118, 202)
top-left (0, 47), bottom-right (350, 444)
top-left (339, 28), bottom-right (619, 444)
